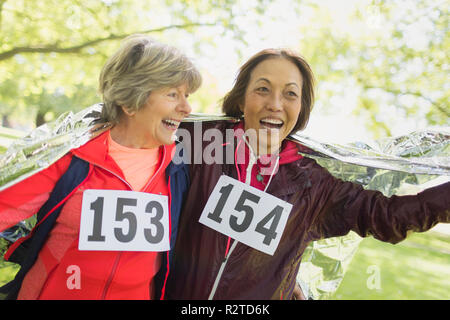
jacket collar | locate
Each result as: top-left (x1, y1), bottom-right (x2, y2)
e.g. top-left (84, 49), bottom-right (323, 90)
top-left (231, 121), bottom-right (303, 163)
top-left (224, 121), bottom-right (309, 197)
top-left (70, 129), bottom-right (177, 179)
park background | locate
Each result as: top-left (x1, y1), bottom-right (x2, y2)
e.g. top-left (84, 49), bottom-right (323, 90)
top-left (0, 0), bottom-right (449, 299)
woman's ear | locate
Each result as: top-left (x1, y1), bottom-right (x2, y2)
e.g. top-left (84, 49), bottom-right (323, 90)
top-left (121, 105), bottom-right (136, 117)
top-left (238, 99), bottom-right (245, 114)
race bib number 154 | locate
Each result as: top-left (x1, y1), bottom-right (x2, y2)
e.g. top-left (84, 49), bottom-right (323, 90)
top-left (79, 189), bottom-right (170, 252)
top-left (199, 175), bottom-right (292, 255)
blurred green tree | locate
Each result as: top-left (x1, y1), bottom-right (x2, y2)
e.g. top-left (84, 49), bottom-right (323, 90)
top-left (1, 0), bottom-right (447, 136)
top-left (0, 0), bottom-right (267, 127)
top-left (298, 0), bottom-right (449, 139)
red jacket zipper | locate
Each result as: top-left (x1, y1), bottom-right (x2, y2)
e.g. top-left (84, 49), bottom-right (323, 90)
top-left (158, 175), bottom-right (172, 300)
top-left (101, 252), bottom-right (122, 299)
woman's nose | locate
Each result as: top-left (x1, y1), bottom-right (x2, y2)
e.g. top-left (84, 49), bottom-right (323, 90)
top-left (266, 93), bottom-right (283, 112)
top-left (178, 97), bottom-right (192, 115)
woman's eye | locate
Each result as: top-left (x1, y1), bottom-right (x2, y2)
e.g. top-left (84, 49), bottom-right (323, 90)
top-left (256, 87), bottom-right (269, 93)
top-left (286, 91), bottom-right (298, 97)
top-left (168, 92), bottom-right (178, 98)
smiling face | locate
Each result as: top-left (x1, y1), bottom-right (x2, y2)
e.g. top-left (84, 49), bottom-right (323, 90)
top-left (240, 58), bottom-right (303, 155)
top-left (111, 83), bottom-right (192, 149)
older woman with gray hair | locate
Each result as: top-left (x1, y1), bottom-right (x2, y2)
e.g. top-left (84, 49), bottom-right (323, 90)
top-left (0, 34), bottom-right (201, 300)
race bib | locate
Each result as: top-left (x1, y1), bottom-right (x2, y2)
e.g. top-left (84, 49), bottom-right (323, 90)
top-left (199, 175), bottom-right (292, 255)
top-left (79, 189), bottom-right (170, 252)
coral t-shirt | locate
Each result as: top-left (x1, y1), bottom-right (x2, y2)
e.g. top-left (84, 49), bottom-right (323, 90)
top-left (108, 132), bottom-right (161, 191)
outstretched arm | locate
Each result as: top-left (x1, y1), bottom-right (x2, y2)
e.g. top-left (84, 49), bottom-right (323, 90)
top-left (308, 163), bottom-right (449, 244)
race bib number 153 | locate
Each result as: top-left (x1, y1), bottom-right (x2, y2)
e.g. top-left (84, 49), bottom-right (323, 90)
top-left (199, 175), bottom-right (292, 255)
top-left (79, 189), bottom-right (170, 252)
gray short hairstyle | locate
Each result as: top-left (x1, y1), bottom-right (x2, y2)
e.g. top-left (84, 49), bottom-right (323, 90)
top-left (99, 34), bottom-right (202, 123)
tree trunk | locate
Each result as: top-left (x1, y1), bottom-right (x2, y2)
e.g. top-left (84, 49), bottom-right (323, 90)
top-left (35, 112), bottom-right (46, 127)
top-left (1, 114), bottom-right (11, 127)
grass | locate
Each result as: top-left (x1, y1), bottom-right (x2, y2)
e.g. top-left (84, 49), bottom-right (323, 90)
top-left (331, 230), bottom-right (450, 300)
top-left (0, 260), bottom-right (19, 287)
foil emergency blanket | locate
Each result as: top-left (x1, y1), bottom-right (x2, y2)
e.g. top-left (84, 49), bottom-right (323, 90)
top-left (0, 103), bottom-right (449, 299)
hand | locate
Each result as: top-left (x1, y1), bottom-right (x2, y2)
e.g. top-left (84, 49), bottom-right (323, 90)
top-left (292, 282), bottom-right (306, 300)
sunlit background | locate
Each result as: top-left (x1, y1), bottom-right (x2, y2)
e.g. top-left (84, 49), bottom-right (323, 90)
top-left (1, 0), bottom-right (448, 142)
top-left (0, 0), bottom-right (449, 299)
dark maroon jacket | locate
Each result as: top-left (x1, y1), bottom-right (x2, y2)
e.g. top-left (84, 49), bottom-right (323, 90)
top-left (166, 120), bottom-right (450, 300)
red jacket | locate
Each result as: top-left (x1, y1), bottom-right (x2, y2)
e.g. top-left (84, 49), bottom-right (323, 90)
top-left (0, 130), bottom-right (187, 299)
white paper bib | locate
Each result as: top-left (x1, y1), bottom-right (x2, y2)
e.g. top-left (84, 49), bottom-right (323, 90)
top-left (78, 189), bottom-right (170, 252)
top-left (199, 175), bottom-right (292, 255)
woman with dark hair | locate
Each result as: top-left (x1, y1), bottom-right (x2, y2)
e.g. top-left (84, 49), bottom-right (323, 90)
top-left (165, 48), bottom-right (449, 300)
top-left (222, 48), bottom-right (315, 133)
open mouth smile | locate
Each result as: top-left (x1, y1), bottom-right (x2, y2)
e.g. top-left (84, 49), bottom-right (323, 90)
top-left (162, 119), bottom-right (181, 130)
top-left (259, 118), bottom-right (284, 130)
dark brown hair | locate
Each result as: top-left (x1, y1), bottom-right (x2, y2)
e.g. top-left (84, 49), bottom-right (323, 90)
top-left (222, 48), bottom-right (315, 132)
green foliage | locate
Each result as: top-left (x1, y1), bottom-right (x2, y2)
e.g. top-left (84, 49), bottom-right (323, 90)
top-left (0, 0), bottom-right (264, 127)
top-left (0, 0), bottom-right (448, 137)
top-left (332, 230), bottom-right (450, 299)
top-left (298, 0), bottom-right (449, 139)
